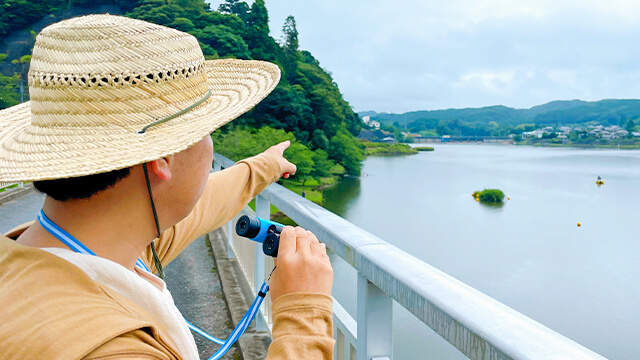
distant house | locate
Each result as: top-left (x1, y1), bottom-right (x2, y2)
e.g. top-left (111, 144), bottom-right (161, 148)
top-left (382, 137), bottom-right (396, 143)
top-left (362, 115), bottom-right (371, 125)
top-left (632, 132), bottom-right (640, 137)
top-left (369, 120), bottom-right (381, 130)
top-left (441, 135), bottom-right (451, 143)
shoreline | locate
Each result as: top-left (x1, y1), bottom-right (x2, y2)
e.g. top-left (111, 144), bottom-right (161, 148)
top-left (410, 142), bottom-right (640, 150)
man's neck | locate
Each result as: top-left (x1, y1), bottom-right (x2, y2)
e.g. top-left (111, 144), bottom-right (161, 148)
top-left (17, 179), bottom-right (159, 272)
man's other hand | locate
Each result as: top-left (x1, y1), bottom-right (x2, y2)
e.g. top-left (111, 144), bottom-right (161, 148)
top-left (263, 141), bottom-right (297, 179)
top-left (269, 226), bottom-right (333, 302)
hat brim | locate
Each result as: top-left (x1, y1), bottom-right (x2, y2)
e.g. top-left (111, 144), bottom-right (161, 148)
top-left (0, 59), bottom-right (280, 182)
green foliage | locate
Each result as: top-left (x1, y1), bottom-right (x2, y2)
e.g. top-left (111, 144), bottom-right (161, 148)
top-left (198, 25), bottom-right (250, 59)
top-left (472, 189), bottom-right (505, 203)
top-left (311, 149), bottom-right (333, 178)
top-left (415, 147), bottom-right (434, 151)
top-left (362, 141), bottom-right (417, 156)
top-left (212, 126), bottom-right (336, 182)
top-left (284, 142), bottom-right (315, 183)
top-left (328, 130), bottom-right (364, 176)
top-left (0, 73), bottom-right (20, 108)
top-left (171, 17), bottom-right (195, 32)
top-left (0, 0), bottom-right (66, 38)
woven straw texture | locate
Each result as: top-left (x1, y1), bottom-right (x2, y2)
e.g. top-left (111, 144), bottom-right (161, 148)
top-left (0, 14), bottom-right (280, 182)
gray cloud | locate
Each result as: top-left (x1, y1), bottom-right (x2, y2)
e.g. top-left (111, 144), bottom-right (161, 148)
top-left (209, 0), bottom-right (640, 112)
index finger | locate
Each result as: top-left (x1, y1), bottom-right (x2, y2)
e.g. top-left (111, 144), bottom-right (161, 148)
top-left (274, 140), bottom-right (291, 155)
top-left (278, 226), bottom-right (296, 257)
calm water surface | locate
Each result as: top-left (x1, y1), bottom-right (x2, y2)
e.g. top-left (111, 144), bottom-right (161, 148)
top-left (323, 144), bottom-right (640, 360)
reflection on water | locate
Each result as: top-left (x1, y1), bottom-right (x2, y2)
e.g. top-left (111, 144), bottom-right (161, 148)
top-left (322, 144), bottom-right (640, 360)
top-left (478, 201), bottom-right (505, 211)
top-left (322, 177), bottom-right (361, 217)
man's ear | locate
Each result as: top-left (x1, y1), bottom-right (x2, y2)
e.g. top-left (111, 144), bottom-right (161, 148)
top-left (147, 157), bottom-right (172, 181)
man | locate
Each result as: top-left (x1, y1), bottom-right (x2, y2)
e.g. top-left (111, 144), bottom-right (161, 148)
top-left (0, 14), bottom-right (334, 359)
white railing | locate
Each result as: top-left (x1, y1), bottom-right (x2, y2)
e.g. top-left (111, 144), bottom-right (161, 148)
top-left (213, 153), bottom-right (606, 360)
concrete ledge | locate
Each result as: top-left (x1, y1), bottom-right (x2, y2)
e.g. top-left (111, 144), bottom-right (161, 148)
top-left (207, 228), bottom-right (272, 360)
top-left (0, 184), bottom-right (35, 204)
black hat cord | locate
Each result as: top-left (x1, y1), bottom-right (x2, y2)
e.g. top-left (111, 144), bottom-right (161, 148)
top-left (142, 162), bottom-right (165, 279)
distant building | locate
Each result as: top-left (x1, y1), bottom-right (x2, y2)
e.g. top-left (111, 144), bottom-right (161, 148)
top-left (362, 115), bottom-right (370, 125)
top-left (441, 135), bottom-right (451, 143)
top-left (369, 120), bottom-right (381, 130)
top-left (382, 137), bottom-right (396, 143)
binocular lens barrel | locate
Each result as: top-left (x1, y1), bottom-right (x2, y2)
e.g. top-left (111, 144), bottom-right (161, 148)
top-left (236, 215), bottom-right (261, 239)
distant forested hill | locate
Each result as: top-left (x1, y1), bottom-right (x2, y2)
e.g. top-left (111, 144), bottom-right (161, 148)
top-left (0, 0), bottom-right (365, 175)
top-left (364, 99), bottom-right (640, 128)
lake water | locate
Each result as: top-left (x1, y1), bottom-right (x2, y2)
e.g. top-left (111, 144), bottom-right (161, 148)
top-left (322, 144), bottom-right (640, 360)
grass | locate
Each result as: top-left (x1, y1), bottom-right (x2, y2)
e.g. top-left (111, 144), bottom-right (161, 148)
top-left (415, 146), bottom-right (435, 151)
top-left (361, 141), bottom-right (418, 156)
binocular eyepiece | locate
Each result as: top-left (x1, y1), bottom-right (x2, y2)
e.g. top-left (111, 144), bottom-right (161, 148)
top-left (235, 215), bottom-right (283, 257)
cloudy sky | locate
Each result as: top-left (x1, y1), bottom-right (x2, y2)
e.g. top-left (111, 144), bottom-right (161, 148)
top-left (208, 0), bottom-right (640, 113)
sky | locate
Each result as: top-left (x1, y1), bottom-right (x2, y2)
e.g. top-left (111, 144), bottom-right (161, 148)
top-left (207, 0), bottom-right (640, 113)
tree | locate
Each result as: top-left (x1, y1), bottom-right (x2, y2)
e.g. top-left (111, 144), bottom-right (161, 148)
top-left (328, 130), bottom-right (364, 176)
top-left (171, 17), bottom-right (195, 32)
top-left (310, 129), bottom-right (329, 150)
top-left (199, 25), bottom-right (250, 59)
top-left (626, 119), bottom-right (636, 134)
top-left (218, 0), bottom-right (249, 21)
top-left (0, 73), bottom-right (21, 108)
top-left (310, 149), bottom-right (333, 179)
top-left (284, 143), bottom-right (314, 185)
top-left (281, 15), bottom-right (299, 81)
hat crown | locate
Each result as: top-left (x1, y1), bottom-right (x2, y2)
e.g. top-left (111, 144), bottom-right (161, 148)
top-left (29, 14), bottom-right (205, 89)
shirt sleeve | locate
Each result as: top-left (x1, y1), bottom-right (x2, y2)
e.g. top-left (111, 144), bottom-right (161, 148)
top-left (266, 293), bottom-right (335, 360)
top-left (142, 151), bottom-right (283, 270)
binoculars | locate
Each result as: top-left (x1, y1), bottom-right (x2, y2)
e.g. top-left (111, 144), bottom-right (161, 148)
top-left (235, 215), bottom-right (283, 257)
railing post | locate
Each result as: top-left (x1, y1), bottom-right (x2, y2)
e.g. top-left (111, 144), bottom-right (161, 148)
top-left (213, 156), bottom-right (221, 172)
top-left (254, 194), bottom-right (269, 331)
top-left (357, 274), bottom-right (393, 360)
top-left (226, 220), bottom-right (235, 259)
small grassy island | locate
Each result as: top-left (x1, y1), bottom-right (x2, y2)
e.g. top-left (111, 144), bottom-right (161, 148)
top-left (472, 189), bottom-right (505, 203)
top-left (415, 147), bottom-right (435, 151)
top-left (361, 141), bottom-right (418, 156)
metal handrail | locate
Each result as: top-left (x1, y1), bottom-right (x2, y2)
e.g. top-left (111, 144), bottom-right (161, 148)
top-left (215, 153), bottom-right (606, 359)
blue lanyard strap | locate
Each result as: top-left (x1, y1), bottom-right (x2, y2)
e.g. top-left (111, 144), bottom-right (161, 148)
top-left (37, 209), bottom-right (269, 359)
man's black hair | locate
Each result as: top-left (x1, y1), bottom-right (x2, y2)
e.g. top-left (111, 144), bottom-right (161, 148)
top-left (34, 168), bottom-right (131, 201)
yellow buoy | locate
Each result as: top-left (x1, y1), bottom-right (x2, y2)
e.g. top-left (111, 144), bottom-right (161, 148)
top-left (507, 197), bottom-right (511, 200)
top-left (596, 180), bottom-right (604, 185)
top-left (577, 222), bottom-right (581, 227)
top-left (476, 198), bottom-right (480, 202)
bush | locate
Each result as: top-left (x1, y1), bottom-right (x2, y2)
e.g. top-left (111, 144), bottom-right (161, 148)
top-left (472, 189), bottom-right (505, 203)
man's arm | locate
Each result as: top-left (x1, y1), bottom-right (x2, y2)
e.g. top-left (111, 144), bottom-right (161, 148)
top-left (143, 142), bottom-right (296, 268)
top-left (265, 227), bottom-right (335, 359)
top-left (266, 293), bottom-right (335, 360)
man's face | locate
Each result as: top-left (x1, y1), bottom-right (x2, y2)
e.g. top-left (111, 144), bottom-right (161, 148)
top-left (161, 135), bottom-right (214, 226)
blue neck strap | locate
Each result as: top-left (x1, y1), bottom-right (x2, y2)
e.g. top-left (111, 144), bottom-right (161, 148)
top-left (37, 209), bottom-right (269, 360)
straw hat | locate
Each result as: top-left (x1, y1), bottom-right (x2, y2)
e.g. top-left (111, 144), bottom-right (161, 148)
top-left (0, 14), bottom-right (280, 182)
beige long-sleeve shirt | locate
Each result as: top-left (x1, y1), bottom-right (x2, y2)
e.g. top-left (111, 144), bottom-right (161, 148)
top-left (0, 152), bottom-right (334, 359)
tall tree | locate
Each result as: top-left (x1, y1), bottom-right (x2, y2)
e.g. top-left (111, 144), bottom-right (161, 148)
top-left (245, 0), bottom-right (268, 33)
top-left (281, 15), bottom-right (299, 81)
top-left (218, 0), bottom-right (249, 21)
